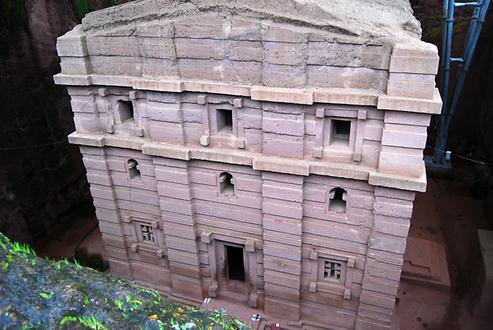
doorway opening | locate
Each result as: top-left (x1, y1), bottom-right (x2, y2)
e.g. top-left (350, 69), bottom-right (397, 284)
top-left (226, 245), bottom-right (245, 282)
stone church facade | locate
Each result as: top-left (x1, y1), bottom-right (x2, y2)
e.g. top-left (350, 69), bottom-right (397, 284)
top-left (54, 1), bottom-right (441, 329)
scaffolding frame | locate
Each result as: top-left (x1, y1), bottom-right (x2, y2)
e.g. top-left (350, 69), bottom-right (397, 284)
top-left (428, 0), bottom-right (490, 169)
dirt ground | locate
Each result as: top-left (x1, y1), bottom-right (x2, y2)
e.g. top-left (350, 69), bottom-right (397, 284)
top-left (34, 163), bottom-right (490, 329)
top-left (398, 161), bottom-right (490, 330)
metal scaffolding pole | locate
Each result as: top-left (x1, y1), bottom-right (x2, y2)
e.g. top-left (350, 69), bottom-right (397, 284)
top-left (428, 0), bottom-right (491, 171)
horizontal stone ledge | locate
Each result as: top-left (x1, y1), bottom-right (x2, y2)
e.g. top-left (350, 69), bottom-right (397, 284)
top-left (253, 157), bottom-right (309, 176)
top-left (377, 88), bottom-right (442, 115)
top-left (54, 74), bottom-right (383, 106)
top-left (368, 165), bottom-right (426, 192)
top-left (251, 86), bottom-right (313, 105)
top-left (68, 132), bottom-right (427, 192)
top-left (55, 73), bottom-right (442, 112)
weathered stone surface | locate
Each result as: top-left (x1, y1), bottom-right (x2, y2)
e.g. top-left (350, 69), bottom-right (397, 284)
top-left (54, 1), bottom-right (440, 329)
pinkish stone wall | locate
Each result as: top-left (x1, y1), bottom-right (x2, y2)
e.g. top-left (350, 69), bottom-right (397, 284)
top-left (55, 3), bottom-right (443, 328)
top-left (79, 139), bottom-right (415, 328)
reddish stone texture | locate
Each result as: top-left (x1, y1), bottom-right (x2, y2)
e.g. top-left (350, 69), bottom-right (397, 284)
top-left (54, 1), bottom-right (441, 329)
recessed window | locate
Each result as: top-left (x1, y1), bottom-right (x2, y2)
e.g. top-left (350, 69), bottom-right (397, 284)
top-left (323, 260), bottom-right (343, 282)
top-left (127, 159), bottom-right (141, 180)
top-left (219, 172), bottom-right (234, 197)
top-left (225, 245), bottom-right (245, 282)
top-left (331, 120), bottom-right (350, 146)
top-left (329, 187), bottom-right (347, 213)
top-left (140, 224), bottom-right (155, 242)
top-left (117, 100), bottom-right (134, 123)
top-left (217, 109), bottom-right (233, 134)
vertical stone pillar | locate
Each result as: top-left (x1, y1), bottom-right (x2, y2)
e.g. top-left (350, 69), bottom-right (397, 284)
top-left (356, 187), bottom-right (415, 329)
top-left (154, 157), bottom-right (203, 302)
top-left (262, 172), bottom-right (303, 321)
top-left (80, 146), bottom-right (132, 278)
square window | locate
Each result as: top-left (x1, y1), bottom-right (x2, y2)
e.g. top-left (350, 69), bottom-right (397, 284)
top-left (140, 224), bottom-right (154, 242)
top-left (331, 120), bottom-right (350, 146)
top-left (216, 109), bottom-right (233, 134)
top-left (117, 100), bottom-right (134, 123)
top-left (318, 258), bottom-right (347, 285)
top-left (324, 260), bottom-right (343, 282)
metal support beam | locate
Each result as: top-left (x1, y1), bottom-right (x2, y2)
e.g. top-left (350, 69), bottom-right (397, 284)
top-left (429, 0), bottom-right (490, 171)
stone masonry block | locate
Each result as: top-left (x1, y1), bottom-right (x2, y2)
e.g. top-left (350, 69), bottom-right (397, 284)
top-left (386, 73), bottom-right (436, 99)
top-left (263, 64), bottom-right (306, 88)
top-left (139, 38), bottom-right (176, 59)
top-left (56, 26), bottom-right (88, 57)
top-left (384, 111), bottom-right (431, 126)
top-left (359, 291), bottom-right (396, 310)
top-left (365, 258), bottom-right (402, 282)
top-left (389, 43), bottom-right (439, 74)
top-left (175, 38), bottom-right (227, 60)
top-left (264, 254), bottom-right (301, 275)
top-left (262, 117), bottom-right (305, 136)
top-left (263, 200), bottom-right (303, 220)
top-left (369, 232), bottom-right (407, 254)
top-left (381, 126), bottom-right (427, 149)
top-left (378, 150), bottom-right (423, 178)
top-left (229, 41), bottom-right (263, 62)
top-left (263, 133), bottom-right (304, 159)
top-left (261, 25), bottom-right (307, 43)
top-left (264, 42), bottom-right (306, 66)
top-left (374, 197), bottom-right (413, 219)
top-left (86, 36), bottom-right (140, 57)
top-left (251, 87), bottom-right (313, 105)
top-left (173, 16), bottom-right (228, 39)
top-left (374, 216), bottom-right (410, 237)
top-left (228, 17), bottom-right (261, 41)
top-left (357, 304), bottom-right (393, 324)
top-left (264, 297), bottom-right (300, 322)
top-left (147, 103), bottom-right (182, 123)
top-left (262, 184), bottom-right (303, 203)
top-left (307, 42), bottom-right (390, 69)
top-left (377, 89), bottom-right (442, 114)
top-left (60, 57), bottom-right (91, 75)
top-left (264, 241), bottom-right (302, 262)
top-left (307, 65), bottom-right (388, 91)
top-left (374, 187), bottom-right (416, 201)
top-left (263, 216), bottom-right (302, 236)
top-left (136, 24), bottom-right (174, 38)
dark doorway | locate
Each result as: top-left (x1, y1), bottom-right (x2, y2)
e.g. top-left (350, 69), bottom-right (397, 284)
top-left (226, 245), bottom-right (245, 282)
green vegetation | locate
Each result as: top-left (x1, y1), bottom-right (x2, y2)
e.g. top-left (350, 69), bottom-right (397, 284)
top-left (0, 232), bottom-right (249, 329)
top-left (73, 0), bottom-right (90, 18)
top-left (60, 315), bottom-right (108, 330)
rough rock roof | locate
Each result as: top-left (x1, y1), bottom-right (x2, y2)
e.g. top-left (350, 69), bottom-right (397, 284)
top-left (81, 0), bottom-right (423, 45)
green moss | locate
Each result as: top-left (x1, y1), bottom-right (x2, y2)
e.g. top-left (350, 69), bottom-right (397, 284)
top-left (0, 232), bottom-right (249, 329)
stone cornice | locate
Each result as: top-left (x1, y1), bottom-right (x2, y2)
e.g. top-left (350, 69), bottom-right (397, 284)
top-left (54, 74), bottom-right (442, 114)
top-left (68, 132), bottom-right (427, 192)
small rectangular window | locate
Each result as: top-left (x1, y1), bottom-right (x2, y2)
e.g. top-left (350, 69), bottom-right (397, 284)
top-left (140, 224), bottom-right (154, 242)
top-left (331, 120), bottom-right (350, 146)
top-left (217, 109), bottom-right (233, 134)
top-left (324, 260), bottom-right (343, 282)
top-left (117, 100), bottom-right (134, 123)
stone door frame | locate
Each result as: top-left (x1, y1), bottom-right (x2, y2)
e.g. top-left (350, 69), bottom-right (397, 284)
top-left (200, 231), bottom-right (260, 307)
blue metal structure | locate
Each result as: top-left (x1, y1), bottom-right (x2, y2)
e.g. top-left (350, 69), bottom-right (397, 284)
top-left (430, 0), bottom-right (491, 167)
